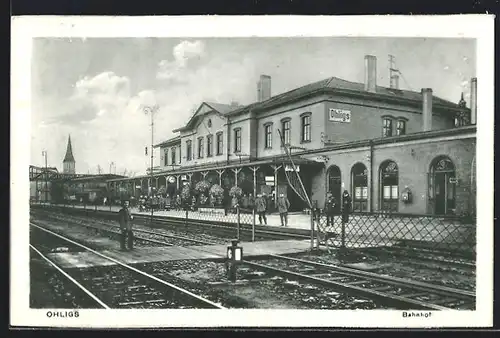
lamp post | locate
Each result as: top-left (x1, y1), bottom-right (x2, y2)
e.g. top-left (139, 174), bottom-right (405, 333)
top-left (42, 151), bottom-right (48, 204)
top-left (142, 104), bottom-right (159, 224)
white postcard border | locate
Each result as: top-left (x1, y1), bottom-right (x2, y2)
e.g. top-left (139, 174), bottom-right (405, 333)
top-left (11, 15), bottom-right (495, 328)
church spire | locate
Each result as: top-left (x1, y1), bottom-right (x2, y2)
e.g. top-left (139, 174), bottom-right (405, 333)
top-left (458, 92), bottom-right (467, 108)
top-left (63, 135), bottom-right (75, 163)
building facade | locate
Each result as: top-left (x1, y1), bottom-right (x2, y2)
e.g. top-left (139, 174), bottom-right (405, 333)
top-left (107, 55), bottom-right (477, 216)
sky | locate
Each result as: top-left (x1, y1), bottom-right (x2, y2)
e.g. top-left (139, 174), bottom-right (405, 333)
top-left (30, 37), bottom-right (476, 175)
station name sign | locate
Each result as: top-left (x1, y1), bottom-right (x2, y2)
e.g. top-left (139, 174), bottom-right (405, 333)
top-left (329, 108), bottom-right (351, 123)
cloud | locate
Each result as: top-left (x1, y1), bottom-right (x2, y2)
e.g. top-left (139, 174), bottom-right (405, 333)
top-left (157, 40), bottom-right (205, 80)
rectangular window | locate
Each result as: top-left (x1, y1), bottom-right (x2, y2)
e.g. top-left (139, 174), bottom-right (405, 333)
top-left (264, 124), bottom-right (273, 148)
top-left (301, 115), bottom-right (311, 142)
top-left (396, 120), bottom-right (406, 136)
top-left (171, 147), bottom-right (176, 165)
top-left (186, 140), bottom-right (192, 161)
top-left (234, 128), bottom-right (241, 153)
top-left (207, 134), bottom-right (213, 157)
top-left (164, 148), bottom-right (168, 166)
top-left (198, 137), bottom-right (204, 158)
top-left (282, 120), bottom-right (291, 145)
top-left (382, 118), bottom-right (393, 137)
top-left (216, 132), bottom-right (223, 155)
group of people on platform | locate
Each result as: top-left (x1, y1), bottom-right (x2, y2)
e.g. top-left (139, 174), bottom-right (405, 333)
top-left (116, 189), bottom-right (353, 251)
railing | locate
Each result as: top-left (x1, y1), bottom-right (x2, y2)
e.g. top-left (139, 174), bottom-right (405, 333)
top-left (315, 211), bottom-right (476, 259)
top-left (30, 201), bottom-right (476, 259)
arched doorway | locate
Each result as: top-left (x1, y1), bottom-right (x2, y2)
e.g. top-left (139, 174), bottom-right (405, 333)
top-left (429, 156), bottom-right (456, 215)
top-left (327, 165), bottom-right (342, 213)
top-left (379, 160), bottom-right (399, 212)
top-left (351, 163), bottom-right (368, 212)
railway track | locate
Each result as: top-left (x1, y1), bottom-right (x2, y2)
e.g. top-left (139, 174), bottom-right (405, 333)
top-left (33, 206), bottom-right (310, 241)
top-left (30, 223), bottom-right (225, 309)
top-left (363, 245), bottom-right (476, 270)
top-left (242, 254), bottom-right (475, 310)
top-left (34, 212), bottom-right (216, 247)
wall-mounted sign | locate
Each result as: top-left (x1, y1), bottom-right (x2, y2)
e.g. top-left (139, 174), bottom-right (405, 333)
top-left (329, 108), bottom-right (351, 123)
top-left (449, 177), bottom-right (459, 184)
top-left (167, 176), bottom-right (176, 184)
top-left (265, 176), bottom-right (274, 186)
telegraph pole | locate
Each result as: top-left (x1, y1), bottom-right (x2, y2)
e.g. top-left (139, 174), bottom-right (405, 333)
top-left (143, 104), bottom-right (159, 223)
top-left (42, 151), bottom-right (48, 203)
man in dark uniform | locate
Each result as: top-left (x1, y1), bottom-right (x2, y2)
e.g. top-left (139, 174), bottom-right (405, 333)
top-left (118, 200), bottom-right (134, 251)
top-left (341, 190), bottom-right (352, 223)
top-left (324, 192), bottom-right (337, 227)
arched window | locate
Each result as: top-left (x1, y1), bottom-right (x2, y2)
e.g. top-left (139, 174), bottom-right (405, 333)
top-left (429, 156), bottom-right (456, 215)
top-left (327, 165), bottom-right (342, 213)
top-left (379, 160), bottom-right (399, 212)
top-left (351, 163), bottom-right (368, 212)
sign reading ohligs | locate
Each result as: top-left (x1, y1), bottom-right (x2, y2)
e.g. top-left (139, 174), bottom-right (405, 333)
top-left (329, 108), bottom-right (351, 123)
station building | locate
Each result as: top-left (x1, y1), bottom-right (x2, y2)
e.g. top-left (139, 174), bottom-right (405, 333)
top-left (107, 55), bottom-right (477, 216)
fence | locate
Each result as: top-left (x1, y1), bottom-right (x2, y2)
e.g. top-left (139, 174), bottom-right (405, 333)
top-left (315, 211), bottom-right (476, 259)
top-left (30, 200), bottom-right (476, 259)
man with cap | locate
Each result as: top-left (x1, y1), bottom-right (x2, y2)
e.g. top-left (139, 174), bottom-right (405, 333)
top-left (277, 193), bottom-right (291, 226)
top-left (255, 193), bottom-right (267, 225)
top-left (118, 200), bottom-right (134, 251)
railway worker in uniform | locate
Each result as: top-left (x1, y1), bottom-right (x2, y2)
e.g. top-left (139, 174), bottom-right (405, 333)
top-left (324, 192), bottom-right (337, 227)
top-left (277, 193), bottom-right (290, 227)
top-left (255, 193), bottom-right (267, 225)
top-left (118, 200), bottom-right (134, 251)
top-left (341, 190), bottom-right (352, 224)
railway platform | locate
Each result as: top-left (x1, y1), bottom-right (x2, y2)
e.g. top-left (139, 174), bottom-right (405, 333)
top-left (33, 220), bottom-right (312, 268)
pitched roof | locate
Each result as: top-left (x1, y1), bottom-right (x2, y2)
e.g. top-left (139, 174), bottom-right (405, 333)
top-left (154, 135), bottom-right (181, 148)
top-left (173, 101), bottom-right (244, 133)
top-left (205, 102), bottom-right (240, 115)
top-left (63, 135), bottom-right (75, 163)
top-left (228, 76), bottom-right (464, 116)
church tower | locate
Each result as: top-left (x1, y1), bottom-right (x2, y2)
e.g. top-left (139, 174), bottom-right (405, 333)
top-left (63, 135), bottom-right (76, 174)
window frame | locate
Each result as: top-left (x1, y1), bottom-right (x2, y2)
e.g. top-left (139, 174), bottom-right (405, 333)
top-left (207, 134), bottom-right (213, 157)
top-left (163, 148), bottom-right (168, 166)
top-left (264, 122), bottom-right (273, 149)
top-left (186, 140), bottom-right (192, 161)
top-left (382, 116), bottom-right (394, 137)
top-left (300, 112), bottom-right (312, 143)
top-left (234, 127), bottom-right (242, 153)
top-left (395, 118), bottom-right (407, 136)
top-left (216, 131), bottom-right (223, 156)
top-left (281, 118), bottom-right (291, 146)
top-left (197, 137), bottom-right (204, 159)
top-left (171, 146), bottom-right (176, 165)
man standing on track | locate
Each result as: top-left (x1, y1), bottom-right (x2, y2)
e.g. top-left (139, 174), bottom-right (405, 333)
top-left (118, 200), bottom-right (134, 251)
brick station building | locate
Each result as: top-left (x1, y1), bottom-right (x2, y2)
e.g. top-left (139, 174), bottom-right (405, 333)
top-left (107, 55), bottom-right (477, 216)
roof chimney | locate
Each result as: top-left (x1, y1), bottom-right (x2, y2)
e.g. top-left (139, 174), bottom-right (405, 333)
top-left (257, 75), bottom-right (271, 102)
top-left (470, 78), bottom-right (477, 125)
top-left (421, 88), bottom-right (433, 132)
top-left (364, 55), bottom-right (377, 93)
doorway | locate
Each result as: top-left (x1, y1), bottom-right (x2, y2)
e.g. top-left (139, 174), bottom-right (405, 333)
top-left (327, 165), bottom-right (342, 213)
top-left (429, 156), bottom-right (456, 215)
